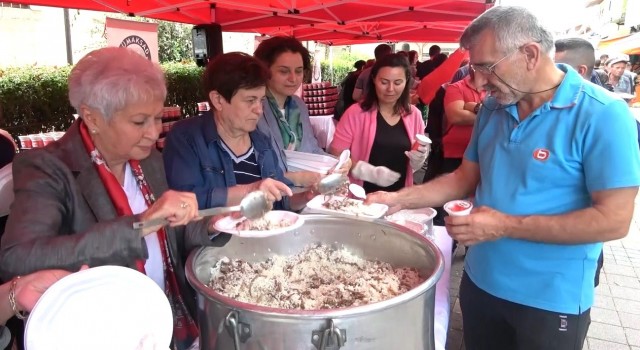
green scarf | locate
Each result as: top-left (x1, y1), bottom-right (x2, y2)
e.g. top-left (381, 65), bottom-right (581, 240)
top-left (266, 90), bottom-right (303, 151)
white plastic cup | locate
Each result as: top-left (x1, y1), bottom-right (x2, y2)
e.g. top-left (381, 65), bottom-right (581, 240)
top-left (53, 132), bottom-right (65, 141)
top-left (41, 134), bottom-right (55, 146)
top-left (30, 134), bottom-right (43, 148)
top-left (196, 102), bottom-right (210, 112)
top-left (444, 200), bottom-right (473, 216)
top-left (18, 135), bottom-right (32, 149)
top-left (411, 134), bottom-right (432, 151)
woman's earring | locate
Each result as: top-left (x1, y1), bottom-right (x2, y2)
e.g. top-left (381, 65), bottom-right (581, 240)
top-left (91, 129), bottom-right (97, 134)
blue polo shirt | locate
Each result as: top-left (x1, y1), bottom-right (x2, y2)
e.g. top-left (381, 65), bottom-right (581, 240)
top-left (464, 64), bottom-right (640, 314)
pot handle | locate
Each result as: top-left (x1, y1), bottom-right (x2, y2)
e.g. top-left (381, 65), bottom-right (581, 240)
top-left (312, 319), bottom-right (346, 350)
top-left (225, 310), bottom-right (251, 350)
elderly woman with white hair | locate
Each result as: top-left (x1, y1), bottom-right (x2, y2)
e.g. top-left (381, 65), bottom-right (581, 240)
top-left (0, 47), bottom-right (219, 350)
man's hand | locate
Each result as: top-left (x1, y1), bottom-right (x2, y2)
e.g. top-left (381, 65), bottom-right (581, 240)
top-left (444, 206), bottom-right (509, 246)
top-left (365, 191), bottom-right (403, 215)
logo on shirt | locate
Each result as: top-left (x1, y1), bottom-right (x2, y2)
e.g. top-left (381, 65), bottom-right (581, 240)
top-left (532, 148), bottom-right (550, 162)
top-left (558, 315), bottom-right (568, 331)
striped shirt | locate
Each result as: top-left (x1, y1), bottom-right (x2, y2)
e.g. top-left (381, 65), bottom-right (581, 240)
top-left (220, 141), bottom-right (261, 185)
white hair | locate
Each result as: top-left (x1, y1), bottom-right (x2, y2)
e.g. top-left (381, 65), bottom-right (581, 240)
top-left (460, 6), bottom-right (554, 56)
top-left (68, 47), bottom-right (167, 120)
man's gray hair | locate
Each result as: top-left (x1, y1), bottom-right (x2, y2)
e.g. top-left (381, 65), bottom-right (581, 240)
top-left (68, 47), bottom-right (167, 120)
top-left (460, 6), bottom-right (554, 55)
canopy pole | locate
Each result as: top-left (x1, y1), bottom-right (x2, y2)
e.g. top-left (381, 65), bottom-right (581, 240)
top-left (329, 45), bottom-right (333, 85)
top-left (63, 8), bottom-right (73, 64)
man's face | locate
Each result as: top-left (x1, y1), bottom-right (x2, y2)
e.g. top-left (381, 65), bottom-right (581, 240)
top-left (609, 62), bottom-right (626, 78)
top-left (469, 29), bottom-right (527, 105)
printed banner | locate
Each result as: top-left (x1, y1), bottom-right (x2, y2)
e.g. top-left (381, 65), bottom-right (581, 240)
top-left (106, 18), bottom-right (159, 62)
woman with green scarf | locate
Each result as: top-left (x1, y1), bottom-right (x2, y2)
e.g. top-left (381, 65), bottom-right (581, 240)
top-left (255, 36), bottom-right (350, 187)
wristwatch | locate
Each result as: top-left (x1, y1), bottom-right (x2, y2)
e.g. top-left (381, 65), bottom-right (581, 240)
top-left (473, 103), bottom-right (482, 114)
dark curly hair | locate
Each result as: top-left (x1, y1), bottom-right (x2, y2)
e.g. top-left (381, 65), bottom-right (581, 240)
top-left (203, 52), bottom-right (270, 103)
top-left (253, 36), bottom-right (311, 79)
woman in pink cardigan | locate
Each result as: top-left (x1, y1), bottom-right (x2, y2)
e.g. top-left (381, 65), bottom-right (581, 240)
top-left (329, 53), bottom-right (429, 193)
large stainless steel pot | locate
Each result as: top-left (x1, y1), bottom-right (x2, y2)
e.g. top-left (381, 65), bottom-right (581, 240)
top-left (186, 215), bottom-right (444, 350)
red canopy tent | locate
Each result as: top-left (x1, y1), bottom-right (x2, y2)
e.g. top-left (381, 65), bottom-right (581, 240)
top-left (8, 0), bottom-right (493, 44)
top-left (253, 21), bottom-right (473, 45)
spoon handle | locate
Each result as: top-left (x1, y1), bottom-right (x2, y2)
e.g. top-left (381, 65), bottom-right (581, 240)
top-left (132, 206), bottom-right (241, 229)
top-left (332, 150), bottom-right (350, 174)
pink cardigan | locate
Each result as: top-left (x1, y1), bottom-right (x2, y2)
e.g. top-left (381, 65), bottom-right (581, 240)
top-left (330, 103), bottom-right (425, 188)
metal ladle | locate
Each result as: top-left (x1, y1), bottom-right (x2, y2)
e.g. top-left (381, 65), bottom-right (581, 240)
top-left (316, 173), bottom-right (349, 195)
top-left (132, 191), bottom-right (271, 230)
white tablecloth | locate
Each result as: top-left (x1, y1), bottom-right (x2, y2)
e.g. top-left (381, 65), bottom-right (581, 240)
top-left (432, 226), bottom-right (453, 350)
top-left (309, 115), bottom-right (336, 149)
top-left (631, 107), bottom-right (640, 123)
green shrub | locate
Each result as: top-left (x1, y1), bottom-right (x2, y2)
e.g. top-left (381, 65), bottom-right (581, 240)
top-left (320, 52), bottom-right (369, 86)
top-left (162, 62), bottom-right (206, 117)
top-left (0, 66), bottom-right (74, 136)
top-left (320, 60), bottom-right (352, 86)
top-left (0, 63), bottom-right (205, 137)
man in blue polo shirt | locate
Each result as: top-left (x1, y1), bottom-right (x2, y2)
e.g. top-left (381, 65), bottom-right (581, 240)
top-left (368, 6), bottom-right (640, 350)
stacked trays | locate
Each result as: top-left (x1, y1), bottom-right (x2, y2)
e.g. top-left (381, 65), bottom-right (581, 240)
top-left (302, 82), bottom-right (338, 116)
top-left (157, 106), bottom-right (182, 150)
top-left (284, 150), bottom-right (338, 174)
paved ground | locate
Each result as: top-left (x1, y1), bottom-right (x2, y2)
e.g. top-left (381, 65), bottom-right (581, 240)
top-left (445, 197), bottom-right (640, 350)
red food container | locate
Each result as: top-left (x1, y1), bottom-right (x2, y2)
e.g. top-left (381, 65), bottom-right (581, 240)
top-left (18, 135), bottom-right (32, 149)
top-left (30, 134), bottom-right (43, 148)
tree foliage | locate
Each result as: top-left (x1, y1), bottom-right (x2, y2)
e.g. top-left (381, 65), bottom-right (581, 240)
top-left (320, 50), bottom-right (369, 86)
top-left (157, 21), bottom-right (194, 63)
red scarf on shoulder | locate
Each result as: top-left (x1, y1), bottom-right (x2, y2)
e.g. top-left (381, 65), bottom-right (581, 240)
top-left (79, 121), bottom-right (198, 349)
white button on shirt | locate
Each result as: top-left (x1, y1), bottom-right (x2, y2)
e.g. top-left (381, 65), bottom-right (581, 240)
top-left (122, 163), bottom-right (165, 290)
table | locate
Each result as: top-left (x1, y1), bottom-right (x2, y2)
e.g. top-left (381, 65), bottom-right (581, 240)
top-left (432, 226), bottom-right (453, 350)
top-left (309, 115), bottom-right (336, 149)
top-left (631, 107), bottom-right (640, 123)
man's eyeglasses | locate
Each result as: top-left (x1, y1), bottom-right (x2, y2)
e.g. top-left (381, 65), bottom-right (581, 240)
top-left (470, 48), bottom-right (519, 76)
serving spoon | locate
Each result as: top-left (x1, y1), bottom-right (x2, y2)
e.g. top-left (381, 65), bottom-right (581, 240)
top-left (132, 191), bottom-right (271, 230)
top-left (316, 173), bottom-right (349, 195)
top-left (348, 183), bottom-right (366, 199)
